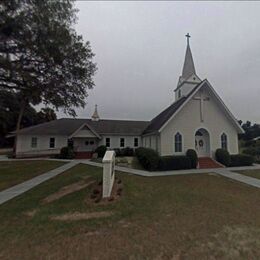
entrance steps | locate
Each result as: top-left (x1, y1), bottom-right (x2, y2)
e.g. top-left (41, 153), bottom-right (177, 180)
top-left (198, 157), bottom-right (224, 169)
top-left (75, 152), bottom-right (93, 159)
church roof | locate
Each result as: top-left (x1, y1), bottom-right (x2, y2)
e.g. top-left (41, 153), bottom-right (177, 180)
top-left (143, 82), bottom-right (201, 135)
top-left (181, 41), bottom-right (196, 80)
top-left (12, 118), bottom-right (149, 136)
top-left (143, 79), bottom-right (244, 135)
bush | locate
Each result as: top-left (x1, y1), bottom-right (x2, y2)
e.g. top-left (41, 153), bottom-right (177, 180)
top-left (243, 147), bottom-right (260, 156)
top-left (215, 148), bottom-right (231, 166)
top-left (135, 147), bottom-right (160, 171)
top-left (244, 140), bottom-right (255, 147)
top-left (95, 145), bottom-right (107, 158)
top-left (59, 146), bottom-right (75, 159)
top-left (158, 156), bottom-right (191, 171)
top-left (186, 149), bottom-right (198, 169)
top-left (230, 154), bottom-right (254, 167)
top-left (121, 147), bottom-right (134, 156)
top-left (114, 147), bottom-right (135, 157)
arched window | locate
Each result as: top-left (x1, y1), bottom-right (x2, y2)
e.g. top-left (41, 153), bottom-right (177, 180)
top-left (221, 133), bottom-right (228, 150)
top-left (175, 132), bottom-right (182, 152)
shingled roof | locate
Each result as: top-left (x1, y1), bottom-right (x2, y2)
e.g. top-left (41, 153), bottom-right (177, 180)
top-left (14, 118), bottom-right (149, 136)
top-left (143, 81), bottom-right (203, 135)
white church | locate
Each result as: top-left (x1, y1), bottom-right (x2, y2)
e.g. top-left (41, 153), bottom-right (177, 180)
top-left (13, 34), bottom-right (244, 159)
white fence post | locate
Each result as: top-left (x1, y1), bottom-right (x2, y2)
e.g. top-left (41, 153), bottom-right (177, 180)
top-left (102, 150), bottom-right (115, 198)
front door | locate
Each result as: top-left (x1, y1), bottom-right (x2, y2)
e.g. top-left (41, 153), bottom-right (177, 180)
top-left (195, 135), bottom-right (207, 157)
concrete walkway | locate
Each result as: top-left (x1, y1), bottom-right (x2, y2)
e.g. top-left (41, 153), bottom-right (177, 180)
top-left (1, 159), bottom-right (260, 206)
top-left (215, 168), bottom-right (260, 189)
top-left (80, 160), bottom-right (260, 188)
top-left (0, 161), bottom-right (79, 205)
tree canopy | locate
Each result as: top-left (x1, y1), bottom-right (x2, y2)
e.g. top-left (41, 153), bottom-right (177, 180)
top-left (0, 90), bottom-right (57, 147)
top-left (0, 0), bottom-right (97, 131)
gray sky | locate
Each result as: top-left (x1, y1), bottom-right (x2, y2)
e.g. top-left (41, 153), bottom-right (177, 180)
top-left (60, 1), bottom-right (260, 123)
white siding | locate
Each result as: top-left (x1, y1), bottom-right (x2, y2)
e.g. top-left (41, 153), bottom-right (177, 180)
top-left (73, 129), bottom-right (96, 138)
top-left (16, 135), bottom-right (68, 157)
top-left (160, 86), bottom-right (239, 157)
top-left (142, 135), bottom-right (159, 152)
top-left (99, 136), bottom-right (141, 149)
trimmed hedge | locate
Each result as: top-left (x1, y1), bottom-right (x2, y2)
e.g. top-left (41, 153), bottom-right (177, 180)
top-left (186, 149), bottom-right (198, 169)
top-left (114, 147), bottom-right (134, 157)
top-left (95, 145), bottom-right (107, 158)
top-left (59, 146), bottom-right (75, 159)
top-left (158, 156), bottom-right (192, 171)
top-left (215, 148), bottom-right (231, 166)
top-left (135, 147), bottom-right (160, 171)
top-left (230, 154), bottom-right (254, 167)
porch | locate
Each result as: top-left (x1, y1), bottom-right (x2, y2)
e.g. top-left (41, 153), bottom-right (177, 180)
top-left (72, 137), bottom-right (99, 159)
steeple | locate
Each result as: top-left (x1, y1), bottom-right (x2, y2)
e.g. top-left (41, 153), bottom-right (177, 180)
top-left (91, 104), bottom-right (100, 121)
top-left (174, 34), bottom-right (201, 100)
top-left (181, 33), bottom-right (196, 79)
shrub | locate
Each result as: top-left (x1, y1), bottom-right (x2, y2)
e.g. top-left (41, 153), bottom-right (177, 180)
top-left (244, 140), bottom-right (255, 147)
top-left (59, 146), bottom-right (75, 159)
top-left (114, 148), bottom-right (122, 157)
top-left (243, 147), bottom-right (260, 157)
top-left (215, 148), bottom-right (231, 166)
top-left (230, 154), bottom-right (254, 167)
top-left (95, 145), bottom-right (107, 158)
top-left (114, 147), bottom-right (135, 157)
top-left (158, 156), bottom-right (192, 171)
top-left (121, 147), bottom-right (134, 156)
top-left (186, 149), bottom-right (198, 169)
top-left (135, 147), bottom-right (160, 171)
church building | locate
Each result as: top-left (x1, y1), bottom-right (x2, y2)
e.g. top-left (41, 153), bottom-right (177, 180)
top-left (13, 34), bottom-right (244, 159)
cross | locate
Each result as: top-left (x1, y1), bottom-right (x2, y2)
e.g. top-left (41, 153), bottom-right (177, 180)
top-left (193, 91), bottom-right (210, 122)
top-left (185, 33), bottom-right (191, 45)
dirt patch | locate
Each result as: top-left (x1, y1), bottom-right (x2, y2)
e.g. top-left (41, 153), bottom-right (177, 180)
top-left (50, 211), bottom-right (113, 221)
top-left (24, 209), bottom-right (38, 218)
top-left (87, 177), bottom-right (123, 205)
top-left (42, 177), bottom-right (95, 204)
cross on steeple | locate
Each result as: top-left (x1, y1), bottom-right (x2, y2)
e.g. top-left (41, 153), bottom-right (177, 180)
top-left (185, 33), bottom-right (191, 45)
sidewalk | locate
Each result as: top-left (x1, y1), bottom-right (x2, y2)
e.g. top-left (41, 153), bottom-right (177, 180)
top-left (1, 159), bottom-right (260, 206)
top-left (0, 161), bottom-right (79, 205)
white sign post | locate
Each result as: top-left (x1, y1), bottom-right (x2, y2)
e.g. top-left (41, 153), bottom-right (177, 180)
top-left (102, 150), bottom-right (115, 198)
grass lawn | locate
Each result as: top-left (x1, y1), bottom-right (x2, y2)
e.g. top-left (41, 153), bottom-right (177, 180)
top-left (235, 169), bottom-right (260, 180)
top-left (0, 165), bottom-right (260, 259)
top-left (0, 160), bottom-right (66, 191)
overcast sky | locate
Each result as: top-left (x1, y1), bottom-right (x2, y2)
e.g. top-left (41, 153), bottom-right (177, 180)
top-left (59, 1), bottom-right (260, 123)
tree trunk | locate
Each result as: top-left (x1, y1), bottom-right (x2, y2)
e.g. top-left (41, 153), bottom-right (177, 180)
top-left (13, 100), bottom-right (26, 157)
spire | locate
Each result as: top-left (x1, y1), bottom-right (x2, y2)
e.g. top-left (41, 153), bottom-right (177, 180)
top-left (181, 33), bottom-right (196, 79)
top-left (91, 104), bottom-right (100, 121)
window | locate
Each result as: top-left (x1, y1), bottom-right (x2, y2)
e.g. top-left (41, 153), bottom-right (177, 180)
top-left (120, 138), bottom-right (125, 148)
top-left (134, 137), bottom-right (138, 147)
top-left (49, 137), bottom-right (55, 148)
top-left (174, 132), bottom-right (182, 152)
top-left (149, 137), bottom-right (152, 148)
top-left (90, 140), bottom-right (94, 145)
top-left (85, 141), bottom-right (89, 146)
top-left (31, 137), bottom-right (37, 148)
top-left (221, 133), bottom-right (228, 150)
top-left (106, 138), bottom-right (110, 148)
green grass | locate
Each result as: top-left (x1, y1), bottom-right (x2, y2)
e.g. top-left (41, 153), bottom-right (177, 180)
top-left (0, 165), bottom-right (260, 259)
top-left (0, 160), bottom-right (66, 191)
top-left (236, 169), bottom-right (260, 180)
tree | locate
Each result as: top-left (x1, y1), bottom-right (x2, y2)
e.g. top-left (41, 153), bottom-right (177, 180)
top-left (0, 0), bottom-right (97, 133)
top-left (0, 90), bottom-right (57, 147)
top-left (37, 108), bottom-right (57, 124)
